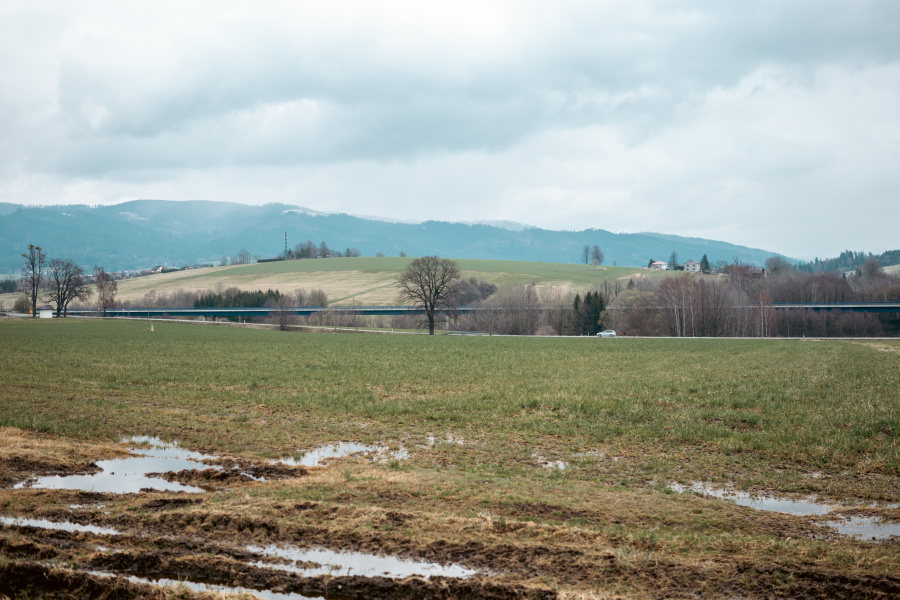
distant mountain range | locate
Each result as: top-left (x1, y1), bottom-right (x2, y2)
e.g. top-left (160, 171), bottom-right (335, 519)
top-left (0, 200), bottom-right (793, 273)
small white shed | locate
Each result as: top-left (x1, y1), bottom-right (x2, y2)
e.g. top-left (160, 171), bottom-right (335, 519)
top-left (38, 305), bottom-right (54, 318)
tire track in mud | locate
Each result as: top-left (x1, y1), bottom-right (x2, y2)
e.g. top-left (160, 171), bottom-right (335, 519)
top-left (5, 509), bottom-right (900, 599)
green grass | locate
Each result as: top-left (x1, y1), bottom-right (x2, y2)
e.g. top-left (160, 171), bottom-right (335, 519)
top-left (2, 318), bottom-right (898, 500)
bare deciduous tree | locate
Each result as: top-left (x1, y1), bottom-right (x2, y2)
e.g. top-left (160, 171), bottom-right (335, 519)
top-left (266, 294), bottom-right (296, 331)
top-left (20, 244), bottom-right (46, 318)
top-left (46, 258), bottom-right (91, 317)
top-left (605, 289), bottom-right (663, 336)
top-left (233, 248), bottom-right (251, 265)
top-left (306, 289), bottom-right (329, 306)
top-left (397, 256), bottom-right (462, 335)
top-left (659, 274), bottom-right (699, 337)
top-left (94, 266), bottom-right (118, 317)
top-left (591, 245), bottom-right (604, 266)
top-left (755, 289), bottom-right (776, 337)
top-left (764, 256), bottom-right (792, 276)
top-left (484, 284), bottom-right (542, 335)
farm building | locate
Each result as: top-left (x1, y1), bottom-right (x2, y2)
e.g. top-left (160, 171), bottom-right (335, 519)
top-left (650, 261), bottom-right (668, 270)
top-left (38, 305), bottom-right (54, 318)
top-left (683, 259), bottom-right (701, 272)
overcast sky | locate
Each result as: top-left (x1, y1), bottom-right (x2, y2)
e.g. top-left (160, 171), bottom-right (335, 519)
top-left (1, 1), bottom-right (898, 259)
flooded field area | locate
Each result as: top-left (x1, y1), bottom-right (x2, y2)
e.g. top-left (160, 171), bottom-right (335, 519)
top-left (669, 482), bottom-right (900, 540)
top-left (2, 428), bottom-right (900, 599)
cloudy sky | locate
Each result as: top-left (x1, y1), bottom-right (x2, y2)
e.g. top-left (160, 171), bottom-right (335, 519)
top-left (1, 1), bottom-right (898, 259)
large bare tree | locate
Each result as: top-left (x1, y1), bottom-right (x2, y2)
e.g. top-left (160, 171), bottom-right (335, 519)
top-left (397, 256), bottom-right (462, 335)
top-left (94, 266), bottom-right (118, 317)
top-left (46, 258), bottom-right (91, 317)
top-left (20, 244), bottom-right (46, 317)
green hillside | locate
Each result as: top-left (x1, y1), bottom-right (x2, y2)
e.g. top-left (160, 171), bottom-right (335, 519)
top-left (1, 257), bottom-right (664, 309)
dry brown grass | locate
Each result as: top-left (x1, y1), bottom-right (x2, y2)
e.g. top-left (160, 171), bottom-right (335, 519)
top-left (116, 267), bottom-right (402, 305)
top-left (0, 427), bottom-right (124, 468)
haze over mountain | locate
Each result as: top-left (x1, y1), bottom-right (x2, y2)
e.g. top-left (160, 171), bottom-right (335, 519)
top-left (1, 200), bottom-right (792, 273)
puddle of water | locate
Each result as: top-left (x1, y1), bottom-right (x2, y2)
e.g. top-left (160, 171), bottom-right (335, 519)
top-left (669, 482), bottom-right (900, 540)
top-left (826, 516), bottom-right (900, 540)
top-left (247, 544), bottom-right (478, 579)
top-left (282, 442), bottom-right (408, 467)
top-left (669, 482), bottom-right (829, 515)
top-left (91, 571), bottom-right (322, 600)
top-left (14, 437), bottom-right (220, 494)
top-left (0, 516), bottom-right (119, 536)
top-left (127, 436), bottom-right (217, 462)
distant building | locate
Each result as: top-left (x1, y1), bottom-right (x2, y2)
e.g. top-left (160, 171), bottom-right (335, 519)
top-left (650, 261), bottom-right (668, 270)
top-left (683, 259), bottom-right (701, 272)
top-left (38, 305), bottom-right (54, 318)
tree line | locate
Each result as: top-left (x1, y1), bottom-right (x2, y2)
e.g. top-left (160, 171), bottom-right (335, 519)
top-left (797, 249), bottom-right (900, 274)
top-left (286, 240), bottom-right (362, 260)
top-left (17, 244), bottom-right (118, 317)
top-left (221, 241), bottom-right (367, 266)
top-left (603, 260), bottom-right (900, 338)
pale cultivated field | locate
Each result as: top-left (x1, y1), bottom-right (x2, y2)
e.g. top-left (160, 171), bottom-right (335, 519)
top-left (113, 265), bottom-right (406, 305)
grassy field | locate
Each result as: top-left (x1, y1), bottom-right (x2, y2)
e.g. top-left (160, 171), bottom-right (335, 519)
top-left (1, 258), bottom-right (670, 309)
top-left (1, 318), bottom-right (899, 598)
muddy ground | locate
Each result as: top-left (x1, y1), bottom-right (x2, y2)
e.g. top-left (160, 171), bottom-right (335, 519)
top-left (2, 429), bottom-right (899, 600)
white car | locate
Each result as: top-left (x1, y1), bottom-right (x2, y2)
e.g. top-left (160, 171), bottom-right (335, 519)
top-left (597, 330), bottom-right (616, 337)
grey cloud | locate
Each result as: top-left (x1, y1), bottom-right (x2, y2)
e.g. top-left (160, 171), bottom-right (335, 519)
top-left (39, 1), bottom-right (900, 175)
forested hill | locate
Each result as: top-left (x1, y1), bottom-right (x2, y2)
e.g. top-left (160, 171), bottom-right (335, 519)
top-left (797, 250), bottom-right (900, 273)
top-left (0, 200), bottom-right (790, 272)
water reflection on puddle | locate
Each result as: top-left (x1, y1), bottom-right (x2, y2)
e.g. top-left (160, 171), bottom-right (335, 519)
top-left (282, 442), bottom-right (409, 467)
top-left (14, 437), bottom-right (218, 494)
top-left (826, 516), bottom-right (900, 540)
top-left (247, 544), bottom-right (477, 579)
top-left (91, 571), bottom-right (323, 600)
top-left (0, 516), bottom-right (119, 536)
top-left (670, 482), bottom-right (900, 540)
